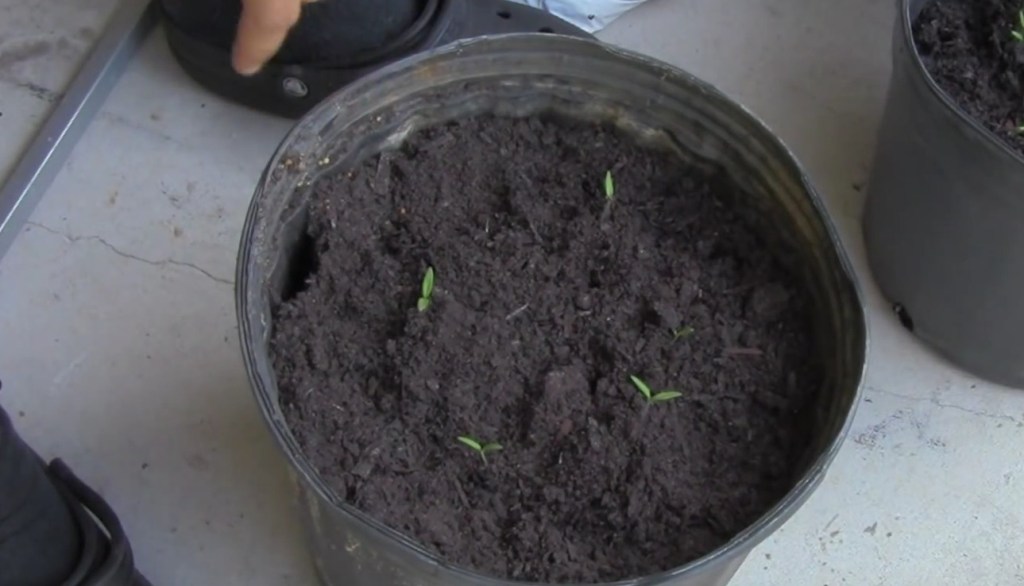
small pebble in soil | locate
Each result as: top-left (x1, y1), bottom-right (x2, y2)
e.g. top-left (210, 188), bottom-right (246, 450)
top-left (574, 292), bottom-right (593, 310)
top-left (553, 345), bottom-right (571, 362)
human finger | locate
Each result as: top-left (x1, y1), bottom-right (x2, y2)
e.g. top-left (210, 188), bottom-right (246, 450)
top-left (232, 0), bottom-right (313, 75)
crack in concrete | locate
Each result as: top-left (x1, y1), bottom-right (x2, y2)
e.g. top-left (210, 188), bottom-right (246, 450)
top-left (27, 221), bottom-right (234, 286)
top-left (0, 76), bottom-right (62, 102)
top-left (865, 385), bottom-right (1021, 426)
top-left (2, 78), bottom-right (179, 144)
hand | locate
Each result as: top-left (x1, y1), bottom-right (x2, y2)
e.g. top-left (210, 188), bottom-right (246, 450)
top-left (232, 0), bottom-right (317, 76)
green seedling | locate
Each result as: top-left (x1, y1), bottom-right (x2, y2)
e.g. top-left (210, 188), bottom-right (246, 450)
top-left (604, 170), bottom-right (615, 201)
top-left (1016, 122), bottom-right (1024, 134)
top-left (417, 267), bottom-right (435, 312)
top-left (672, 325), bottom-right (696, 341)
top-left (600, 170), bottom-right (617, 226)
top-left (457, 436), bottom-right (503, 464)
top-left (1012, 9), bottom-right (1024, 42)
top-left (630, 375), bottom-right (683, 405)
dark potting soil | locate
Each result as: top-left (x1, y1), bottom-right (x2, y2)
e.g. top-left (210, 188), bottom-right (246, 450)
top-left (270, 116), bottom-right (822, 583)
top-left (914, 0), bottom-right (1024, 155)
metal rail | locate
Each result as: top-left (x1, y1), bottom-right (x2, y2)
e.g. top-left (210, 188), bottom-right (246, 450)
top-left (0, 0), bottom-right (158, 260)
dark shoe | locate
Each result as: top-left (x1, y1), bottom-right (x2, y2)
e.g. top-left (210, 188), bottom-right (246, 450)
top-left (0, 404), bottom-right (151, 586)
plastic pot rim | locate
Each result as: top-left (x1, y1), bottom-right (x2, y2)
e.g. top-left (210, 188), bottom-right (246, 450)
top-left (236, 32), bottom-right (868, 586)
top-left (900, 0), bottom-right (1024, 167)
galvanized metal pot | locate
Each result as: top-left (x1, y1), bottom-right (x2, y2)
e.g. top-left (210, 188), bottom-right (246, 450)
top-left (864, 0), bottom-right (1024, 388)
top-left (236, 34), bottom-right (866, 586)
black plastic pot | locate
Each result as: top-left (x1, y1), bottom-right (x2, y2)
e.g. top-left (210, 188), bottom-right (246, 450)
top-left (162, 0), bottom-right (591, 118)
top-left (236, 34), bottom-right (867, 586)
top-left (0, 404), bottom-right (151, 586)
top-left (863, 0), bottom-right (1024, 388)
top-left (161, 0), bottom-right (426, 61)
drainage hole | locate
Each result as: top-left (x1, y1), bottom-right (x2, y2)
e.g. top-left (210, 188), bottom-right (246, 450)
top-left (497, 10), bottom-right (511, 18)
top-left (538, 26), bottom-right (554, 33)
top-left (893, 303), bottom-right (915, 332)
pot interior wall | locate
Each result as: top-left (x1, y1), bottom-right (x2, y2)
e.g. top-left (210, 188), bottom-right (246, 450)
top-left (238, 34), bottom-right (865, 583)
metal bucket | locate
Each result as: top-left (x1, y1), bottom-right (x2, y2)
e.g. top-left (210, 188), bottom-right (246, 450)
top-left (864, 0), bottom-right (1024, 388)
top-left (236, 34), bottom-right (866, 586)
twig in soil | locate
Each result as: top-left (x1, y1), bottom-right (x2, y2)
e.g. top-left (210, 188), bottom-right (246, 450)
top-left (723, 347), bottom-right (764, 357)
top-left (457, 436), bottom-right (503, 464)
top-left (629, 375), bottom-right (683, 405)
top-left (423, 134), bottom-right (455, 151)
top-left (1012, 9), bottom-right (1024, 42)
top-left (507, 171), bottom-right (546, 245)
top-left (452, 477), bottom-right (471, 509)
top-left (526, 219), bottom-right (545, 245)
top-left (723, 281), bottom-right (757, 294)
top-left (672, 325), bottom-right (696, 341)
top-left (417, 267), bottom-right (435, 312)
top-left (372, 154), bottom-right (393, 195)
top-left (505, 304), bottom-right (530, 321)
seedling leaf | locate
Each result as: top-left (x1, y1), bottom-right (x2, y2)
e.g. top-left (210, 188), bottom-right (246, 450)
top-left (673, 325), bottom-right (696, 340)
top-left (1013, 10), bottom-right (1024, 41)
top-left (422, 267), bottom-right (435, 298)
top-left (652, 391), bottom-right (683, 403)
top-left (418, 267), bottom-right (435, 312)
top-left (458, 436), bottom-right (482, 451)
top-left (630, 375), bottom-right (653, 401)
top-left (604, 171), bottom-right (615, 201)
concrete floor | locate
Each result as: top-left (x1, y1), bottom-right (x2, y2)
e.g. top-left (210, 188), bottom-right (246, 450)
top-left (1, 0), bottom-right (1023, 584)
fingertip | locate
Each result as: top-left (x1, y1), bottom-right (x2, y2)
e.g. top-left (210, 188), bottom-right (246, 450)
top-left (233, 54), bottom-right (261, 76)
top-left (234, 0), bottom-right (303, 76)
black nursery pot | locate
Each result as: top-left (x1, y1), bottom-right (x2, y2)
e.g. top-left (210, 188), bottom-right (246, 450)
top-left (236, 34), bottom-right (866, 586)
top-left (864, 0), bottom-right (1024, 388)
top-left (161, 0), bottom-right (590, 117)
